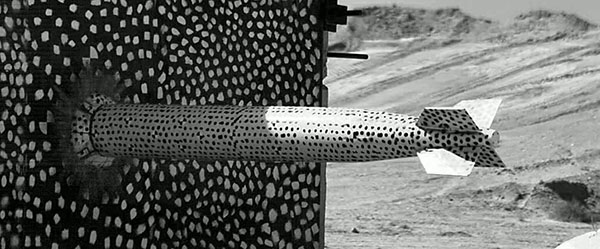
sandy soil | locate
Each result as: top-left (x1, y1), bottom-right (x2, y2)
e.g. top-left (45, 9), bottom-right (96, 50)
top-left (323, 30), bottom-right (600, 248)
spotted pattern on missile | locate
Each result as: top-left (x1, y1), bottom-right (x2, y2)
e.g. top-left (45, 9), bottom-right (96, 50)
top-left (1, 0), bottom-right (325, 248)
top-left (86, 103), bottom-right (420, 162)
top-left (416, 108), bottom-right (479, 132)
top-left (78, 97), bottom-right (503, 168)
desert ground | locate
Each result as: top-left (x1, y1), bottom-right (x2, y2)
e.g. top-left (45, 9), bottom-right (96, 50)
top-left (323, 8), bottom-right (600, 249)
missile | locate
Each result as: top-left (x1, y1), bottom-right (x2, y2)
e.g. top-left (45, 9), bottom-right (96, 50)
top-left (72, 94), bottom-right (504, 176)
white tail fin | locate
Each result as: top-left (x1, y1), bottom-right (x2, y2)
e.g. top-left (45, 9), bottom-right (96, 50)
top-left (453, 99), bottom-right (502, 129)
top-left (417, 146), bottom-right (505, 176)
top-left (417, 149), bottom-right (475, 176)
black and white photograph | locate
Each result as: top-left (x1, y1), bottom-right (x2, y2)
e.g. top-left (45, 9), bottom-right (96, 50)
top-left (0, 0), bottom-right (599, 248)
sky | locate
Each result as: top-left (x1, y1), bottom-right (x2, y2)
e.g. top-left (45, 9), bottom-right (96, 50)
top-left (342, 0), bottom-right (600, 24)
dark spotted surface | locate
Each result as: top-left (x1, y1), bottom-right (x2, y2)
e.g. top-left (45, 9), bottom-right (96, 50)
top-left (445, 146), bottom-right (481, 163)
top-left (80, 99), bottom-right (503, 166)
top-left (86, 103), bottom-right (419, 162)
top-left (416, 108), bottom-right (479, 132)
top-left (473, 146), bottom-right (504, 168)
top-left (1, 0), bottom-right (326, 248)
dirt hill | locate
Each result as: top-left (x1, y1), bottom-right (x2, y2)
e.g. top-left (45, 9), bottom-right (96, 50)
top-left (513, 10), bottom-right (597, 33)
top-left (329, 7), bottom-right (598, 51)
top-left (360, 7), bottom-right (494, 39)
top-left (329, 7), bottom-right (493, 51)
top-left (324, 7), bottom-right (600, 249)
top-left (489, 10), bottom-right (599, 44)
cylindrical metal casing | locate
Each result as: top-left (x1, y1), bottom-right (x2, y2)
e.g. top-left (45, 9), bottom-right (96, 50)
top-left (89, 104), bottom-right (489, 162)
top-left (231, 106), bottom-right (419, 162)
top-left (91, 105), bottom-right (242, 159)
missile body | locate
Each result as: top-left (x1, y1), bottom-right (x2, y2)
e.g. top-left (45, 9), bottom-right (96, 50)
top-left (73, 94), bottom-right (504, 175)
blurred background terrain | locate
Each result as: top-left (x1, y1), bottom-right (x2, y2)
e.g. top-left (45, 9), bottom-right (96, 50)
top-left (324, 5), bottom-right (600, 249)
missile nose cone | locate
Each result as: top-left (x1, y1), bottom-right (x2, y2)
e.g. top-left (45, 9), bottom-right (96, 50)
top-left (481, 128), bottom-right (500, 147)
top-left (72, 94), bottom-right (116, 159)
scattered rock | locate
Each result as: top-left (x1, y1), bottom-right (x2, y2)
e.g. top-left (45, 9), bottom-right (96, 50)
top-left (439, 231), bottom-right (473, 237)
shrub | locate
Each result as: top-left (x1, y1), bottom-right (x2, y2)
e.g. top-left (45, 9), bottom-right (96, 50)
top-left (550, 198), bottom-right (593, 223)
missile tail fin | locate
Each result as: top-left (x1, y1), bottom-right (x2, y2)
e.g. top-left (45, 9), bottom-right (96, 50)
top-left (416, 99), bottom-right (504, 175)
top-left (417, 146), bottom-right (505, 176)
top-left (417, 149), bottom-right (475, 176)
top-left (417, 99), bottom-right (502, 132)
top-left (446, 146), bottom-right (505, 168)
top-left (472, 146), bottom-right (505, 168)
top-left (416, 108), bottom-right (480, 132)
top-left (453, 98), bottom-right (502, 129)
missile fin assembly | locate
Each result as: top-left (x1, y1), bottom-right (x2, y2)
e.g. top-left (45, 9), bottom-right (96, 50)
top-left (74, 95), bottom-right (505, 176)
